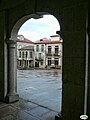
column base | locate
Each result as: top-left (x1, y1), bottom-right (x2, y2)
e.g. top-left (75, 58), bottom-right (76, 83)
top-left (5, 93), bottom-right (19, 103)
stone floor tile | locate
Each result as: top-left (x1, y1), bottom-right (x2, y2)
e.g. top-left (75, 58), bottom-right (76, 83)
top-left (27, 106), bottom-right (49, 117)
top-left (0, 106), bottom-right (17, 118)
top-left (41, 111), bottom-right (58, 120)
top-left (11, 99), bottom-right (38, 111)
top-left (17, 110), bottom-right (40, 120)
top-left (0, 115), bottom-right (15, 120)
top-left (20, 101), bottom-right (38, 111)
top-left (17, 69), bottom-right (62, 113)
top-left (0, 100), bottom-right (57, 120)
top-left (0, 103), bottom-right (8, 109)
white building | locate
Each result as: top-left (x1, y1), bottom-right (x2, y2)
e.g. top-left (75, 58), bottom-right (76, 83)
top-left (34, 39), bottom-right (48, 68)
top-left (34, 35), bottom-right (63, 69)
top-left (18, 46), bottom-right (34, 68)
top-left (46, 44), bottom-right (62, 68)
top-left (17, 34), bottom-right (63, 69)
top-left (50, 35), bottom-right (60, 41)
top-left (17, 35), bottom-right (34, 68)
top-left (17, 35), bottom-right (34, 59)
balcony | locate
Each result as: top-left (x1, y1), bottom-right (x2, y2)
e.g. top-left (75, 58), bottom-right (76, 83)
top-left (53, 52), bottom-right (62, 57)
top-left (46, 53), bottom-right (52, 56)
top-left (53, 53), bottom-right (59, 56)
top-left (35, 57), bottom-right (43, 61)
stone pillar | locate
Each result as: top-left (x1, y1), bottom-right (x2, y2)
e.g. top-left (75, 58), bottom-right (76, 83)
top-left (6, 40), bottom-right (19, 103)
top-left (55, 31), bottom-right (62, 120)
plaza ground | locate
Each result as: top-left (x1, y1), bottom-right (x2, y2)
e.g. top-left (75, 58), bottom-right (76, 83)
top-left (0, 69), bottom-right (62, 120)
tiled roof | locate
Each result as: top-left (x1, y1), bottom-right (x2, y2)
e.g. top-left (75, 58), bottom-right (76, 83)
top-left (34, 40), bottom-right (63, 44)
top-left (17, 39), bottom-right (34, 43)
top-left (19, 46), bottom-right (34, 50)
top-left (17, 35), bottom-right (34, 43)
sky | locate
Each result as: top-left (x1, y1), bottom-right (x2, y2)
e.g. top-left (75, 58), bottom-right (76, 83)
top-left (18, 15), bottom-right (60, 42)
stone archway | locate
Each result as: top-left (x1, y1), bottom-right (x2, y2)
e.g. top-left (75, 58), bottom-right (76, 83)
top-left (0, 1), bottom-right (88, 120)
top-left (6, 12), bottom-right (61, 104)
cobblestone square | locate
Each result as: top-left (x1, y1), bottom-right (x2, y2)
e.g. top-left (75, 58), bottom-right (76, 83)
top-left (17, 69), bottom-right (62, 113)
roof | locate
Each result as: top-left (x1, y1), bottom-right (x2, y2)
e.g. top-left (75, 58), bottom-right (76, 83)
top-left (17, 39), bottom-right (34, 43)
top-left (19, 46), bottom-right (34, 50)
top-left (17, 34), bottom-right (24, 37)
top-left (34, 39), bottom-right (63, 44)
top-left (17, 35), bottom-right (34, 43)
top-left (50, 34), bottom-right (60, 37)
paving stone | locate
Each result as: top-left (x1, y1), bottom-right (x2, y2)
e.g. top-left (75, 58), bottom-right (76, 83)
top-left (21, 101), bottom-right (38, 110)
top-left (11, 99), bottom-right (38, 111)
top-left (17, 70), bottom-right (62, 113)
top-left (0, 100), bottom-right (58, 120)
top-left (0, 106), bottom-right (17, 118)
top-left (0, 69), bottom-right (62, 120)
top-left (0, 115), bottom-right (15, 120)
top-left (0, 103), bottom-right (8, 109)
top-left (17, 110), bottom-right (40, 120)
top-left (41, 111), bottom-right (58, 120)
top-left (30, 98), bottom-right (60, 112)
top-left (27, 106), bottom-right (49, 117)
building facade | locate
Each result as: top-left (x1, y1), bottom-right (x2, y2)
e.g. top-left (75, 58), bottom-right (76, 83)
top-left (34, 35), bottom-right (63, 69)
top-left (17, 35), bottom-right (34, 69)
top-left (18, 46), bottom-right (34, 68)
top-left (34, 39), bottom-right (47, 68)
top-left (45, 42), bottom-right (62, 69)
top-left (17, 34), bottom-right (63, 69)
top-left (17, 35), bottom-right (34, 57)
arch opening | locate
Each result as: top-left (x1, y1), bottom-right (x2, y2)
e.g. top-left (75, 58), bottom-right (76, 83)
top-left (10, 13), bottom-right (63, 119)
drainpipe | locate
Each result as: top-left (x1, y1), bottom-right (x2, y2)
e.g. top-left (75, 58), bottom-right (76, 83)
top-left (84, 10), bottom-right (89, 116)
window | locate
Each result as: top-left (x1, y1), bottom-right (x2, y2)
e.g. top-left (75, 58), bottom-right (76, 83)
top-left (41, 45), bottom-right (44, 52)
top-left (19, 51), bottom-right (21, 58)
top-left (26, 51), bottom-right (28, 58)
top-left (36, 45), bottom-right (39, 52)
top-left (20, 60), bottom-right (21, 66)
top-left (55, 46), bottom-right (59, 54)
top-left (51, 59), bottom-right (55, 64)
top-left (22, 52), bottom-right (24, 58)
top-left (30, 51), bottom-right (33, 58)
top-left (39, 53), bottom-right (41, 59)
top-left (54, 58), bottom-right (59, 65)
top-left (48, 58), bottom-right (51, 66)
top-left (48, 46), bottom-right (51, 53)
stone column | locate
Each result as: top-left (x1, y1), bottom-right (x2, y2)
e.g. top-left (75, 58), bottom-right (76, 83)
top-left (6, 40), bottom-right (19, 103)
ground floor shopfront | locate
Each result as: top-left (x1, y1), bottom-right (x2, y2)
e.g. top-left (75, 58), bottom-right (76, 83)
top-left (17, 57), bottom-right (62, 69)
top-left (17, 59), bottom-right (34, 69)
